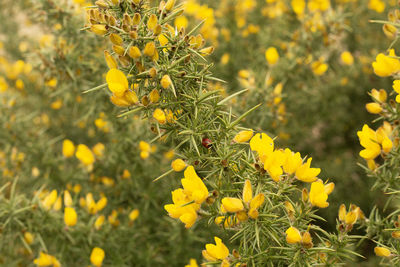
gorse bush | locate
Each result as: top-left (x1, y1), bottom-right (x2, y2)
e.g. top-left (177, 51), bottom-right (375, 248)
top-left (0, 0), bottom-right (400, 266)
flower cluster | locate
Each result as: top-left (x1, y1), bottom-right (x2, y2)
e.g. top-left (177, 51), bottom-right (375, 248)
top-left (164, 166), bottom-right (209, 228)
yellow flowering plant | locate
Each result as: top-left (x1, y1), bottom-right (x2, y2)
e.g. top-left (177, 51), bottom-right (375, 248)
top-left (81, 0), bottom-right (364, 265)
top-left (3, 0), bottom-right (400, 265)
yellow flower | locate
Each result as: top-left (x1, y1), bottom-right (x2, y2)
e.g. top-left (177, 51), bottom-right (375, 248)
top-left (365, 103), bottom-right (382, 114)
top-left (106, 68), bottom-right (129, 97)
top-left (75, 144), bottom-right (95, 166)
top-left (340, 51), bottom-right (354, 65)
top-left (199, 47), bottom-right (214, 55)
top-left (242, 180), bottom-right (252, 204)
top-left (122, 169), bottom-right (131, 179)
top-left (53, 197), bottom-right (62, 211)
top-left (94, 215), bottom-right (105, 230)
top-left (45, 78), bottom-right (57, 88)
top-left (175, 16), bottom-right (188, 29)
top-left (139, 141), bottom-right (151, 159)
top-left (374, 246), bottom-right (391, 257)
top-left (233, 130), bottom-right (254, 143)
top-left (338, 204), bottom-right (347, 222)
top-left (291, 0), bottom-right (305, 17)
top-left (92, 143), bottom-right (105, 157)
top-left (0, 76), bottom-right (8, 92)
top-left (345, 210), bottom-right (357, 225)
top-left (33, 252), bottom-right (60, 267)
top-left (50, 99), bottom-right (63, 110)
top-left (295, 158), bottom-right (320, 182)
top-left (62, 139), bottom-right (75, 158)
top-left (95, 196), bottom-right (108, 211)
top-left (309, 179), bottom-right (332, 208)
top-left (249, 193), bottom-right (265, 219)
top-left (149, 89), bottom-right (160, 103)
top-left (368, 0), bottom-right (385, 13)
top-left (221, 53), bottom-right (230, 65)
top-left (392, 231), bottom-right (400, 239)
top-left (24, 231), bottom-right (34, 245)
top-left (370, 88), bottom-right (387, 103)
top-left (265, 47), bottom-right (279, 65)
top-left (282, 148), bottom-right (302, 175)
top-left (372, 49), bottom-right (400, 77)
top-left (104, 51), bottom-right (118, 69)
top-left (147, 14), bottom-right (158, 31)
top-left (202, 237), bottom-right (229, 261)
top-left (160, 74), bottom-right (172, 89)
top-left (129, 209), bottom-right (140, 221)
top-left (250, 193), bottom-right (265, 210)
top-left (221, 197), bottom-right (244, 213)
top-left (393, 80), bottom-right (400, 103)
top-left (250, 133), bottom-right (274, 161)
top-left (311, 59), bottom-right (328, 76)
top-left (185, 258), bottom-right (198, 267)
top-left (42, 190), bottom-right (58, 210)
top-left (164, 166), bottom-right (208, 228)
top-left (64, 207), bottom-right (78, 227)
top-left (128, 46), bottom-right (141, 59)
top-left (263, 149), bottom-right (285, 182)
top-left (301, 231), bottom-right (313, 247)
top-left (357, 124), bottom-right (382, 160)
top-left (285, 226), bottom-right (302, 244)
top-left (153, 108), bottom-right (166, 124)
top-left (90, 247), bottom-right (105, 267)
top-left (143, 42), bottom-right (156, 57)
top-left (383, 24), bottom-right (397, 39)
top-left (91, 24), bottom-right (107, 35)
top-left (181, 166), bottom-right (209, 204)
top-left (171, 159), bottom-right (187, 172)
top-left (165, 0), bottom-right (176, 10)
top-left (308, 0), bottom-right (330, 12)
top-left (158, 34), bottom-right (169, 46)
top-left (164, 189), bottom-right (199, 228)
top-left (179, 212), bottom-right (198, 228)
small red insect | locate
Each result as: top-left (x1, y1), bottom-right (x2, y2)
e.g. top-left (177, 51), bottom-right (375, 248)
top-left (202, 137), bottom-right (212, 149)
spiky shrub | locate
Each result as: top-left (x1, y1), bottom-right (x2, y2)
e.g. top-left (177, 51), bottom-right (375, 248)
top-left (83, 0), bottom-right (362, 265)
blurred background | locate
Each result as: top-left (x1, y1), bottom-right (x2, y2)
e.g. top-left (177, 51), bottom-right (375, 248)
top-left (0, 0), bottom-right (394, 265)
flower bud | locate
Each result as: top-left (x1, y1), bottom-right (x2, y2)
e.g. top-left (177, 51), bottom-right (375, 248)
top-left (365, 103), bottom-right (382, 114)
top-left (95, 0), bottom-right (108, 8)
top-left (147, 14), bottom-right (158, 31)
top-left (301, 232), bottom-right (313, 248)
top-left (129, 31), bottom-right (138, 39)
top-left (338, 204), bottom-right (346, 222)
top-left (109, 33), bottom-right (123, 45)
top-left (104, 50), bottom-right (118, 69)
top-left (160, 75), bottom-right (172, 89)
top-left (171, 159), bottom-right (186, 171)
top-left (143, 42), bottom-right (156, 57)
top-left (221, 197), bottom-right (244, 213)
top-left (374, 247), bottom-right (391, 257)
top-left (165, 0), bottom-right (175, 11)
top-left (91, 24), bottom-right (107, 35)
top-left (265, 47), bottom-right (279, 65)
top-left (112, 45), bottom-right (125, 56)
top-left (383, 24), bottom-right (397, 39)
top-left (128, 46), bottom-right (141, 59)
top-left (345, 211), bottom-right (357, 225)
top-left (285, 226), bottom-right (301, 244)
top-left (199, 46), bottom-right (214, 55)
top-left (90, 247), bottom-right (105, 267)
top-left (153, 108), bottom-right (166, 124)
top-left (64, 207), bottom-right (78, 227)
top-left (233, 130), bottom-right (254, 143)
top-left (132, 13), bottom-right (141, 25)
